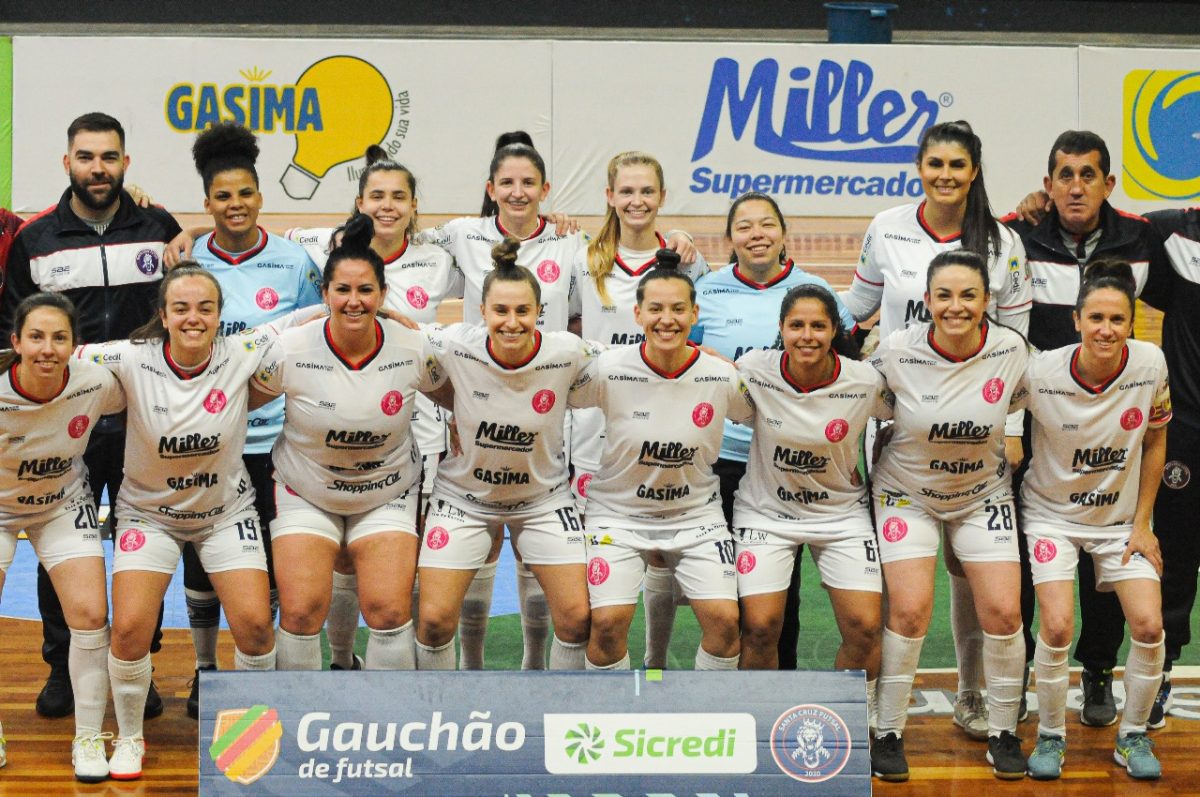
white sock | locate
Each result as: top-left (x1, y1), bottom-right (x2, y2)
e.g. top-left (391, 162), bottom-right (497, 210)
top-left (365, 621), bottom-right (416, 670)
top-left (695, 646), bottom-right (739, 670)
top-left (1034, 635), bottom-right (1070, 738)
top-left (866, 678), bottom-right (878, 732)
top-left (585, 653), bottom-right (631, 670)
top-left (275, 627), bottom-right (321, 671)
top-left (876, 628), bottom-right (924, 736)
top-left (1120, 633), bottom-right (1165, 735)
top-left (983, 627), bottom-right (1025, 736)
top-left (107, 652), bottom-right (150, 740)
top-left (69, 626), bottom-right (110, 736)
top-left (642, 565), bottom-right (676, 668)
top-left (415, 638), bottom-right (456, 670)
top-left (517, 561), bottom-right (550, 670)
top-left (458, 562), bottom-right (495, 670)
top-left (326, 572), bottom-right (360, 669)
top-left (234, 645), bottom-right (276, 671)
top-left (950, 574), bottom-right (984, 695)
top-left (549, 636), bottom-right (586, 670)
top-left (185, 588), bottom-right (221, 670)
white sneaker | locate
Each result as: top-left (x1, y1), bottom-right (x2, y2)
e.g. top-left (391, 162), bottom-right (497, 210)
top-left (109, 735), bottom-right (145, 781)
top-left (72, 733), bottom-right (111, 783)
top-left (953, 690), bottom-right (990, 741)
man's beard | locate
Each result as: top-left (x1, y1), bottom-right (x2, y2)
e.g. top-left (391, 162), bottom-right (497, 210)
top-left (69, 172), bottom-right (123, 212)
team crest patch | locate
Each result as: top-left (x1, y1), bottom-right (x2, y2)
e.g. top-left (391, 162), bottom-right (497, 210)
top-left (119, 529), bottom-right (145, 552)
top-left (536, 260), bottom-right (561, 283)
top-left (1163, 460), bottom-right (1191, 489)
top-left (204, 389), bottom-right (228, 414)
top-left (575, 472), bottom-right (592, 498)
top-left (825, 418), bottom-right (849, 442)
top-left (67, 415), bottom-right (90, 438)
top-left (587, 556), bottom-right (610, 585)
top-left (135, 249), bottom-right (160, 276)
top-left (407, 285), bottom-right (429, 310)
top-left (532, 389), bottom-right (556, 414)
top-left (981, 377), bottom-right (1004, 404)
top-left (1033, 538), bottom-right (1057, 563)
top-left (1121, 408), bottom-right (1144, 430)
top-left (770, 704), bottom-right (852, 783)
top-left (736, 550), bottom-right (756, 574)
top-left (380, 390), bottom-right (404, 416)
top-left (426, 526), bottom-right (449, 550)
top-left (881, 517), bottom-right (907, 542)
top-left (692, 402), bottom-right (715, 427)
top-left (255, 287), bottom-right (279, 310)
top-left (209, 704), bottom-right (283, 785)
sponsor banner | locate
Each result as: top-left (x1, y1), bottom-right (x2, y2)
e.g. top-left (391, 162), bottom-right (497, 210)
top-left (199, 670), bottom-right (869, 795)
top-left (1078, 47), bottom-right (1200, 211)
top-left (0, 37), bottom-right (11, 207)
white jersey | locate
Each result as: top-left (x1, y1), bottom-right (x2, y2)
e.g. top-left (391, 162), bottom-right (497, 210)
top-left (569, 343), bottom-right (755, 529)
top-left (1021, 340), bottom-right (1171, 536)
top-left (427, 324), bottom-right (595, 514)
top-left (421, 216), bottom-right (583, 331)
top-left (844, 202), bottom-right (1032, 337)
top-left (733, 351), bottom-right (890, 532)
top-left (869, 320), bottom-right (1029, 518)
top-left (283, 226), bottom-right (335, 266)
top-left (254, 318), bottom-right (442, 515)
top-left (81, 329), bottom-right (275, 530)
top-left (0, 360), bottom-right (125, 526)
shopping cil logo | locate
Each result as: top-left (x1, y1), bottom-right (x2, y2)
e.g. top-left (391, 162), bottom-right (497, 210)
top-left (208, 704), bottom-right (284, 785)
top-left (1123, 70), bottom-right (1200, 200)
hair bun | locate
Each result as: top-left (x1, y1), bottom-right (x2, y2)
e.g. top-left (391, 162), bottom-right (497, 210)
top-left (1082, 258), bottom-right (1135, 286)
top-left (495, 130), bottom-right (534, 151)
top-left (364, 144), bottom-right (389, 166)
top-left (491, 237), bottom-right (521, 271)
top-left (337, 214), bottom-right (375, 253)
top-left (192, 121), bottom-right (259, 175)
top-left (653, 248), bottom-right (682, 271)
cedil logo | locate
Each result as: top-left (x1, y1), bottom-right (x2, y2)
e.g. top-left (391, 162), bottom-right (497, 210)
top-left (1123, 70), bottom-right (1200, 200)
top-left (209, 704), bottom-right (283, 785)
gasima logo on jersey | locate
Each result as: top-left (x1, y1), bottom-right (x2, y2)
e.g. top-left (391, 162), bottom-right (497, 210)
top-left (164, 58), bottom-right (414, 201)
top-left (68, 414), bottom-right (91, 439)
top-left (209, 704), bottom-right (283, 785)
top-left (380, 390), bottom-right (404, 416)
top-left (255, 287), bottom-right (279, 310)
top-left (1033, 538), bottom-right (1057, 564)
top-left (769, 704), bottom-right (852, 783)
top-left (1122, 70), bottom-right (1200, 200)
top-left (135, 249), bottom-right (161, 276)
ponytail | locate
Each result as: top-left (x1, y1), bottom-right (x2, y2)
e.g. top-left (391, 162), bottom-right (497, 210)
top-left (480, 131), bottom-right (538, 217)
top-left (916, 121), bottom-right (1001, 260)
top-left (587, 151), bottom-right (665, 307)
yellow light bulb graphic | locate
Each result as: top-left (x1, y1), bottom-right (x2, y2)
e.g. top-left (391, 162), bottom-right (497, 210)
top-left (280, 55), bottom-right (393, 200)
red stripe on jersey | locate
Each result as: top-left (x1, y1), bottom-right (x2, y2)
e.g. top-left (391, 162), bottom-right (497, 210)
top-left (1068, 344), bottom-right (1130, 394)
top-left (732, 260), bottom-right (795, 290)
top-left (613, 233), bottom-right (667, 277)
top-left (16, 203), bottom-right (58, 232)
top-left (926, 318), bottom-right (988, 362)
top-left (495, 216), bottom-right (548, 241)
top-left (998, 211), bottom-right (1020, 224)
top-left (779, 351), bottom-right (841, 393)
top-left (852, 270), bottom-right (884, 287)
top-left (486, 329), bottom-right (542, 370)
top-left (163, 341), bottom-right (214, 380)
top-left (323, 319), bottom-right (384, 371)
top-left (1115, 208), bottom-right (1149, 223)
top-left (916, 202), bottom-right (962, 244)
top-left (8, 363), bottom-right (70, 403)
top-left (382, 236), bottom-right (410, 265)
top-left (205, 228), bottom-right (269, 265)
top-left (639, 341), bottom-right (700, 379)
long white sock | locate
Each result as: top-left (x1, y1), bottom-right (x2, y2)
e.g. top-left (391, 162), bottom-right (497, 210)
top-left (366, 621), bottom-right (416, 670)
top-left (549, 636), bottom-right (586, 670)
top-left (326, 572), bottom-right (360, 669)
top-left (1034, 635), bottom-right (1070, 738)
top-left (458, 562), bottom-right (495, 670)
top-left (585, 653), bottom-right (630, 670)
top-left (108, 652), bottom-right (150, 740)
top-left (1120, 633), bottom-right (1165, 735)
top-left (983, 627), bottom-right (1025, 736)
top-left (695, 646), bottom-right (739, 670)
top-left (234, 646), bottom-right (276, 671)
top-left (518, 561), bottom-right (550, 670)
top-left (876, 628), bottom-right (924, 736)
top-left (185, 588), bottom-right (220, 670)
top-left (950, 574), bottom-right (984, 694)
top-left (275, 627), bottom-right (321, 671)
top-left (642, 565), bottom-right (677, 668)
top-left (866, 678), bottom-right (878, 732)
top-left (69, 626), bottom-right (110, 737)
top-left (415, 638), bottom-right (456, 670)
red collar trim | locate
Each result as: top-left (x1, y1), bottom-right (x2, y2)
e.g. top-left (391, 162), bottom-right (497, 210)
top-left (779, 352), bottom-right (841, 393)
top-left (614, 232), bottom-right (668, 277)
top-left (163, 341), bottom-right (213, 380)
top-left (1069, 344), bottom-right (1130, 394)
top-left (323, 319), bottom-right (384, 371)
top-left (9, 363), bottom-right (70, 403)
top-left (926, 319), bottom-right (988, 363)
top-left (495, 216), bottom-right (547, 242)
top-left (916, 202), bottom-right (962, 244)
top-left (639, 341), bottom-right (701, 379)
top-left (207, 227), bottom-right (269, 265)
top-left (382, 236), bottom-right (410, 265)
top-left (732, 260), bottom-right (794, 290)
top-left (487, 329), bottom-right (542, 370)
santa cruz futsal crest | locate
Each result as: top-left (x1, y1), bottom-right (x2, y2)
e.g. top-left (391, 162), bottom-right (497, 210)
top-left (770, 703), bottom-right (852, 783)
top-left (209, 704), bottom-right (283, 785)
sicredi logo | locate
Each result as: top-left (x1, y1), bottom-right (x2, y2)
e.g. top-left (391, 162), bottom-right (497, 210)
top-left (1123, 70), bottom-right (1200, 201)
top-left (543, 712), bottom-right (757, 774)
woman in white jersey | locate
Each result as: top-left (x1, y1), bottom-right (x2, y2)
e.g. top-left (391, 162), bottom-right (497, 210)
top-left (87, 266), bottom-right (277, 780)
top-left (1021, 261), bottom-right (1168, 781)
top-left (415, 238), bottom-right (594, 671)
top-left (569, 260), bottom-right (755, 671)
top-left (868, 250), bottom-right (1029, 782)
top-left (0, 294), bottom-right (124, 782)
top-left (842, 120), bottom-right (1032, 742)
top-left (252, 215), bottom-right (444, 673)
top-left (734, 284), bottom-right (886, 684)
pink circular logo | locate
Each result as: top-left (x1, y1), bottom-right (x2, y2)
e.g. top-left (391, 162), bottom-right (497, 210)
top-left (1121, 408), bottom-right (1144, 430)
top-left (576, 472), bottom-right (593, 498)
top-left (1033, 538), bottom-right (1057, 563)
top-left (692, 402), bottom-right (715, 427)
top-left (982, 377), bottom-right (1005, 404)
top-left (67, 415), bottom-right (90, 439)
top-left (203, 389), bottom-right (227, 414)
top-left (407, 286), bottom-right (429, 310)
top-left (119, 529), bottom-right (145, 552)
top-left (881, 517), bottom-right (908, 543)
top-left (536, 260), bottom-right (561, 283)
top-left (587, 557), bottom-right (610, 585)
top-left (736, 550), bottom-right (756, 574)
top-left (255, 287), bottom-right (279, 310)
top-left (825, 419), bottom-right (849, 442)
top-left (532, 389), bottom-right (556, 414)
top-left (381, 390), bottom-right (404, 416)
top-left (426, 526), bottom-right (449, 550)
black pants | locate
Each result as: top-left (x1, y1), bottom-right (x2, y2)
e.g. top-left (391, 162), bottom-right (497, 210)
top-left (1155, 418), bottom-right (1200, 671)
top-left (183, 453), bottom-right (277, 593)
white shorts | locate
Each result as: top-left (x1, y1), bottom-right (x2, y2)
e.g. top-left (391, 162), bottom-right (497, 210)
top-left (1025, 524), bottom-right (1159, 590)
top-left (0, 494), bottom-right (104, 573)
top-left (584, 521), bottom-right (737, 608)
top-left (419, 497), bottom-right (585, 569)
top-left (113, 506), bottom-right (267, 575)
top-left (874, 489), bottom-right (1019, 564)
top-left (272, 482), bottom-right (418, 546)
top-left (734, 525), bottom-right (882, 595)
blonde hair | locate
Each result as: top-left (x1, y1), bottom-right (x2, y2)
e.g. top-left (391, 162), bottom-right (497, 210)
top-left (586, 151), bottom-right (665, 307)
